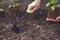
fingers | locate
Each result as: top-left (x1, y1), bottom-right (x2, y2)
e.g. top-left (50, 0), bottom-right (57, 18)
top-left (56, 16), bottom-right (60, 20)
top-left (32, 6), bottom-right (39, 13)
top-left (27, 5), bottom-right (39, 13)
top-left (26, 1), bottom-right (40, 13)
top-left (27, 5), bottom-right (34, 11)
top-left (27, 1), bottom-right (36, 10)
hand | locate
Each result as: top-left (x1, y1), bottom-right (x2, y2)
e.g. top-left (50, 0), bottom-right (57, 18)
top-left (26, 1), bottom-right (40, 13)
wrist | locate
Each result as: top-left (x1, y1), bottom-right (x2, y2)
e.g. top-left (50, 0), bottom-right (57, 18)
top-left (35, 0), bottom-right (41, 4)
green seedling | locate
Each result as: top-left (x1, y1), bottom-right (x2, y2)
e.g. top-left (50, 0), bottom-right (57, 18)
top-left (46, 0), bottom-right (60, 11)
top-left (26, 10), bottom-right (33, 14)
top-left (9, 0), bottom-right (19, 8)
top-left (9, 4), bottom-right (19, 8)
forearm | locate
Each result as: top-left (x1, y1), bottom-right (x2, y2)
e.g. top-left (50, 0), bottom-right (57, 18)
top-left (35, 0), bottom-right (41, 4)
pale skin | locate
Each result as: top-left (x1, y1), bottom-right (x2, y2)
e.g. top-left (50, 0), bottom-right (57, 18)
top-left (27, 0), bottom-right (60, 22)
top-left (27, 0), bottom-right (41, 13)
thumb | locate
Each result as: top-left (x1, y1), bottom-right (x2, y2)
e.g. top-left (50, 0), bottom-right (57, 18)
top-left (27, 5), bottom-right (34, 11)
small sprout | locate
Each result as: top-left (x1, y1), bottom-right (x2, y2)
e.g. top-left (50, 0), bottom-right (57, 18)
top-left (26, 10), bottom-right (33, 14)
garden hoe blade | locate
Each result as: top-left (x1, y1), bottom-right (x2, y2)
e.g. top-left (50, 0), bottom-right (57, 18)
top-left (11, 20), bottom-right (20, 33)
top-left (11, 11), bottom-right (30, 33)
top-left (11, 18), bottom-right (20, 33)
top-left (11, 25), bottom-right (20, 33)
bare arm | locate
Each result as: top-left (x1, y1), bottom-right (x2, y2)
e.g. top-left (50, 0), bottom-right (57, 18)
top-left (35, 0), bottom-right (41, 4)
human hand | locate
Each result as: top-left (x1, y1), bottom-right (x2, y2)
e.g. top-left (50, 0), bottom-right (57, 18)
top-left (26, 1), bottom-right (40, 13)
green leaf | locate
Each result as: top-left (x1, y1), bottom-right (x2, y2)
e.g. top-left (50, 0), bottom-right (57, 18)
top-left (56, 4), bottom-right (60, 8)
top-left (51, 0), bottom-right (54, 3)
top-left (46, 2), bottom-right (51, 8)
top-left (15, 3), bottom-right (19, 6)
top-left (46, 0), bottom-right (60, 11)
top-left (9, 5), bottom-right (12, 8)
top-left (50, 0), bottom-right (52, 2)
top-left (9, 5), bottom-right (13, 8)
top-left (51, 5), bottom-right (55, 11)
top-left (0, 8), bottom-right (3, 12)
top-left (9, 5), bottom-right (16, 8)
top-left (55, 0), bottom-right (59, 3)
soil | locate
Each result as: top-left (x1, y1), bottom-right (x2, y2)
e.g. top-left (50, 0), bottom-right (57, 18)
top-left (0, 0), bottom-right (60, 40)
top-left (0, 11), bottom-right (5, 17)
top-left (0, 8), bottom-right (60, 40)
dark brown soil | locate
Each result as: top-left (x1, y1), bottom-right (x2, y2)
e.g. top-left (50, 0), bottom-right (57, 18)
top-left (0, 0), bottom-right (60, 40)
top-left (0, 8), bottom-right (60, 40)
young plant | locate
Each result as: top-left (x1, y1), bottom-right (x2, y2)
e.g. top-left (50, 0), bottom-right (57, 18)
top-left (9, 0), bottom-right (19, 8)
top-left (46, 0), bottom-right (60, 11)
